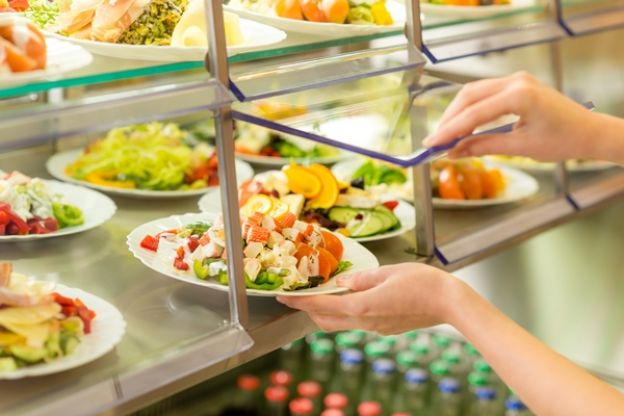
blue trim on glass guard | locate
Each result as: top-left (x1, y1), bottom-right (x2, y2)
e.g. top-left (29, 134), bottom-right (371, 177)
top-left (232, 101), bottom-right (593, 168)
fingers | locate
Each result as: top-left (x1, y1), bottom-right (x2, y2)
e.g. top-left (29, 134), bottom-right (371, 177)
top-left (447, 133), bottom-right (520, 158)
top-left (336, 265), bottom-right (398, 291)
top-left (308, 313), bottom-right (361, 332)
top-left (276, 294), bottom-right (349, 315)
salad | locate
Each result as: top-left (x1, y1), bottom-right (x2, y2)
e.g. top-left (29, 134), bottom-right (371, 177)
top-left (0, 171), bottom-right (84, 236)
top-left (139, 214), bottom-right (352, 290)
top-left (64, 122), bottom-right (222, 191)
top-left (228, 0), bottom-right (394, 25)
top-left (344, 158), bottom-right (507, 201)
top-left (0, 15), bottom-right (46, 75)
top-left (0, 263), bottom-right (96, 372)
top-left (238, 163), bottom-right (402, 238)
top-left (423, 0), bottom-right (510, 6)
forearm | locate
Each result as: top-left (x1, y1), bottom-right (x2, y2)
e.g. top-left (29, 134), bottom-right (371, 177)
top-left (584, 112), bottom-right (624, 164)
top-left (445, 279), bottom-right (624, 416)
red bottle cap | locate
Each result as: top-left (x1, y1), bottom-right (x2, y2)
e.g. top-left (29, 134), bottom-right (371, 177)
top-left (357, 401), bottom-right (382, 416)
top-left (270, 370), bottom-right (293, 386)
top-left (321, 409), bottom-right (345, 416)
top-left (297, 380), bottom-right (322, 398)
top-left (237, 375), bottom-right (260, 391)
top-left (391, 413), bottom-right (411, 416)
top-left (265, 385), bottom-right (289, 402)
top-left (289, 397), bottom-right (314, 415)
top-left (324, 392), bottom-right (348, 409)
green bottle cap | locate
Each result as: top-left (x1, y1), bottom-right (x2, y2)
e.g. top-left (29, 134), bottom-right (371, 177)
top-left (350, 330), bottom-right (368, 339)
top-left (464, 342), bottom-right (479, 357)
top-left (474, 359), bottom-right (493, 374)
top-left (306, 331), bottom-right (328, 344)
top-left (433, 334), bottom-right (451, 349)
top-left (441, 350), bottom-right (462, 365)
top-left (336, 332), bottom-right (361, 349)
top-left (310, 339), bottom-right (334, 356)
top-left (404, 330), bottom-right (420, 341)
top-left (430, 360), bottom-right (450, 376)
top-left (396, 350), bottom-right (418, 368)
top-left (364, 341), bottom-right (390, 359)
top-left (468, 371), bottom-right (489, 387)
top-left (377, 335), bottom-right (398, 348)
top-left (409, 342), bottom-right (430, 356)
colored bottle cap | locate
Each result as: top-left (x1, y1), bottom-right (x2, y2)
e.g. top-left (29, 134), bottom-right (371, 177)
top-left (270, 370), bottom-right (293, 386)
top-left (377, 335), bottom-right (398, 348)
top-left (505, 397), bottom-right (528, 411)
top-left (441, 349), bottom-right (462, 365)
top-left (468, 371), bottom-right (489, 387)
top-left (403, 330), bottom-right (420, 341)
top-left (433, 334), bottom-right (451, 349)
top-left (340, 348), bottom-right (364, 365)
top-left (464, 342), bottom-right (479, 357)
top-left (289, 397), bottom-right (314, 415)
top-left (265, 385), bottom-right (289, 402)
top-left (364, 341), bottom-right (390, 359)
top-left (310, 339), bottom-right (334, 355)
top-left (429, 360), bottom-right (450, 376)
top-left (350, 329), bottom-right (368, 339)
top-left (409, 342), bottom-right (430, 356)
top-left (475, 387), bottom-right (497, 401)
top-left (321, 409), bottom-right (345, 416)
top-left (324, 392), bottom-right (349, 409)
top-left (336, 332), bottom-right (361, 349)
top-left (392, 413), bottom-right (410, 416)
top-left (357, 401), bottom-right (382, 416)
top-left (297, 381), bottom-right (322, 398)
top-left (306, 331), bottom-right (328, 344)
top-left (474, 358), bottom-right (493, 374)
top-left (396, 350), bottom-right (418, 368)
top-left (281, 338), bottom-right (304, 351)
top-left (438, 378), bottom-right (460, 394)
top-left (372, 358), bottom-right (396, 374)
top-left (405, 368), bottom-right (429, 384)
top-left (237, 374), bottom-right (260, 391)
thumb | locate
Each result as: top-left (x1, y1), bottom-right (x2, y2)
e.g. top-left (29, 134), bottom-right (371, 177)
top-left (337, 267), bottom-right (393, 291)
top-left (448, 133), bottom-right (522, 159)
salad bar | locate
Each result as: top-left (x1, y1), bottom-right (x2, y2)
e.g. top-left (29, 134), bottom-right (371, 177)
top-left (2, 0), bottom-right (624, 415)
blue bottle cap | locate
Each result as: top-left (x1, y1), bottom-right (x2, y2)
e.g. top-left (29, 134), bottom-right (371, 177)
top-left (340, 348), bottom-right (364, 365)
top-left (372, 358), bottom-right (396, 374)
top-left (475, 387), bottom-right (496, 401)
top-left (505, 397), bottom-right (528, 411)
top-left (438, 377), bottom-right (460, 394)
top-left (405, 368), bottom-right (428, 384)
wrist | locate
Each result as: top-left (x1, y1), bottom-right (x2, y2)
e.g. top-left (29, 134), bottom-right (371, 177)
top-left (439, 275), bottom-right (479, 327)
top-left (583, 113), bottom-right (624, 164)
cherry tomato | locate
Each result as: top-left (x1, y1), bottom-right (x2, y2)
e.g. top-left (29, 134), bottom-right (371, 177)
top-left (438, 165), bottom-right (465, 200)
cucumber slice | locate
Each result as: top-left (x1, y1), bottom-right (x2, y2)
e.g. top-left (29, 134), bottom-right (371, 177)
top-left (328, 207), bottom-right (360, 225)
top-left (347, 213), bottom-right (386, 237)
top-left (10, 345), bottom-right (47, 364)
top-left (374, 206), bottom-right (400, 229)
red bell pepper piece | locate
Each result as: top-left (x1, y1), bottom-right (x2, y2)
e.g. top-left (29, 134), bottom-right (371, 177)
top-left (140, 235), bottom-right (159, 252)
top-left (187, 236), bottom-right (199, 253)
top-left (382, 200), bottom-right (399, 211)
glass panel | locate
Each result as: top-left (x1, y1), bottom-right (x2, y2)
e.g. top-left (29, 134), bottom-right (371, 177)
top-left (561, 0), bottom-right (624, 35)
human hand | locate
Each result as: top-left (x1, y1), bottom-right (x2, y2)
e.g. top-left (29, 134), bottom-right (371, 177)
top-left (276, 263), bottom-right (463, 335)
top-left (422, 72), bottom-right (600, 161)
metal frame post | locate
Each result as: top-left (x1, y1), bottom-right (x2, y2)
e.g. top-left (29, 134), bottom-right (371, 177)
top-left (205, 0), bottom-right (249, 328)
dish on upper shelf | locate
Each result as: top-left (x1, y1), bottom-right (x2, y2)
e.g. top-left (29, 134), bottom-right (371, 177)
top-left (46, 122), bottom-right (254, 198)
top-left (30, 0), bottom-right (285, 61)
top-left (332, 157), bottom-right (540, 208)
top-left (234, 102), bottom-right (347, 167)
top-left (225, 0), bottom-right (405, 35)
top-left (0, 171), bottom-right (116, 241)
top-left (0, 263), bottom-right (126, 379)
top-left (0, 0), bottom-right (28, 12)
top-left (0, 15), bottom-right (92, 86)
top-left (486, 156), bottom-right (617, 174)
top-left (127, 212), bottom-right (379, 297)
top-left (198, 163), bottom-right (416, 242)
top-left (420, 0), bottom-right (536, 18)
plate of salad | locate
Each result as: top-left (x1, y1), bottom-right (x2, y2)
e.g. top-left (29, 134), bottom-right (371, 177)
top-left (198, 163), bottom-right (416, 242)
top-left (0, 171), bottom-right (116, 241)
top-left (127, 212), bottom-right (379, 297)
top-left (420, 0), bottom-right (536, 19)
top-left (225, 0), bottom-right (405, 36)
top-left (46, 122), bottom-right (254, 198)
top-left (332, 157), bottom-right (539, 208)
top-left (0, 263), bottom-right (126, 379)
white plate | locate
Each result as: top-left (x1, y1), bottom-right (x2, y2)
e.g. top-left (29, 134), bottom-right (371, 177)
top-left (45, 18), bottom-right (286, 62)
top-left (332, 158), bottom-right (540, 209)
top-left (197, 188), bottom-right (416, 243)
top-left (0, 284), bottom-right (126, 379)
top-left (420, 0), bottom-right (535, 19)
top-left (127, 212), bottom-right (380, 297)
top-left (46, 149), bottom-right (254, 199)
top-left (0, 37), bottom-right (93, 86)
top-left (225, 1), bottom-right (405, 36)
top-left (236, 152), bottom-right (347, 167)
top-left (486, 156), bottom-right (617, 174)
top-left (0, 180), bottom-right (116, 242)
